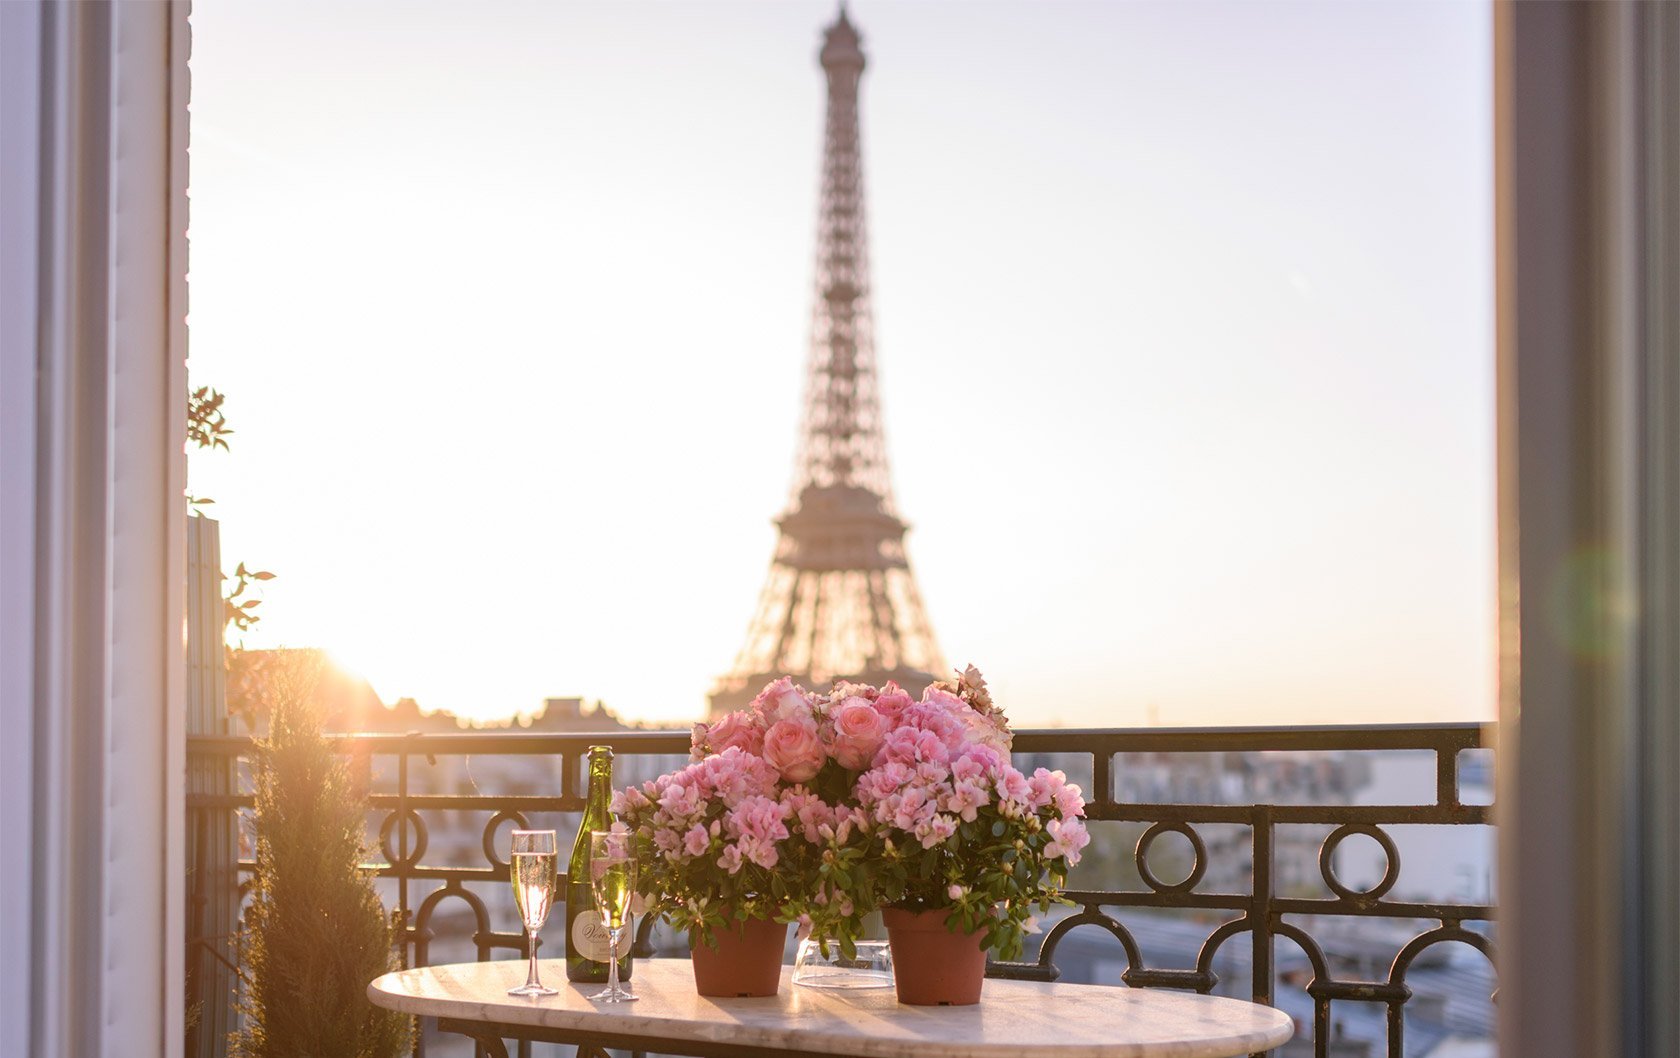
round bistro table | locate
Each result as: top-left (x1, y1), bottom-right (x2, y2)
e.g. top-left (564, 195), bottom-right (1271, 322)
top-left (368, 958), bottom-right (1294, 1058)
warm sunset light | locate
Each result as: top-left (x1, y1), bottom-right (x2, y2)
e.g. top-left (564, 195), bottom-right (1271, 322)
top-left (185, 0), bottom-right (1494, 729)
top-left (26, 3), bottom-right (1680, 1057)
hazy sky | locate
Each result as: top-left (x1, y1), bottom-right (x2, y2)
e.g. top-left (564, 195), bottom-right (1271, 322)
top-left (186, 0), bottom-right (1495, 728)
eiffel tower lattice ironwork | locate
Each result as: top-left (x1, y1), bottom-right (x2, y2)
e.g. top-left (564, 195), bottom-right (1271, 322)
top-left (709, 8), bottom-right (945, 716)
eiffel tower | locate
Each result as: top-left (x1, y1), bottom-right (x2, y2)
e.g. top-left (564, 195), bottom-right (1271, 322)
top-left (709, 7), bottom-right (945, 716)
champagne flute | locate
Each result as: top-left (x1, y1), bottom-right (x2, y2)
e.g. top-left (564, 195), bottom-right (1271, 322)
top-left (508, 829), bottom-right (559, 997)
top-left (587, 830), bottom-right (638, 1002)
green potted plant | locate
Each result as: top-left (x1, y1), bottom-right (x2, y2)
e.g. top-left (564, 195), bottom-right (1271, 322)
top-left (232, 657), bottom-right (410, 1057)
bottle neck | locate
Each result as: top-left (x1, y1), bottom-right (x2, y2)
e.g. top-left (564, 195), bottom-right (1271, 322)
top-left (585, 751), bottom-right (613, 820)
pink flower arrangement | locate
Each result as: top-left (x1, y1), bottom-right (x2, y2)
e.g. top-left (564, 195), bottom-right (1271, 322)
top-left (620, 666), bottom-right (1083, 958)
top-left (621, 675), bottom-right (885, 948)
top-left (847, 671), bottom-right (1086, 960)
top-left (613, 747), bottom-right (809, 944)
top-left (688, 671), bottom-right (1013, 786)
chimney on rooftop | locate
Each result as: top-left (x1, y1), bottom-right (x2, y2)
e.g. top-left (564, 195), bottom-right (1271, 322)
top-left (543, 697), bottom-right (584, 720)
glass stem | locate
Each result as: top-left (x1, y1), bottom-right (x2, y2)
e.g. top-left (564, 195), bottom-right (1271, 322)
top-left (525, 927), bottom-right (540, 989)
top-left (605, 919), bottom-right (621, 993)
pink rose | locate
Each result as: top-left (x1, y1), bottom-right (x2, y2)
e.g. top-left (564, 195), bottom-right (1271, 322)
top-left (831, 697), bottom-right (891, 770)
top-left (874, 682), bottom-right (913, 722)
top-left (707, 709), bottom-right (764, 757)
top-left (922, 686), bottom-right (967, 710)
top-left (763, 718), bottom-right (825, 782)
top-left (961, 708), bottom-right (1013, 752)
top-left (752, 676), bottom-right (795, 712)
top-left (753, 676), bottom-right (814, 725)
top-left (831, 680), bottom-right (879, 701)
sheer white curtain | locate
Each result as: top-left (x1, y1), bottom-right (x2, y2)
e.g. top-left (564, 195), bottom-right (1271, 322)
top-left (0, 2), bottom-right (188, 1055)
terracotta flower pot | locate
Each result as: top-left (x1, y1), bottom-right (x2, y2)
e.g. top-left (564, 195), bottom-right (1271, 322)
top-left (690, 916), bottom-right (789, 997)
top-left (882, 906), bottom-right (987, 1006)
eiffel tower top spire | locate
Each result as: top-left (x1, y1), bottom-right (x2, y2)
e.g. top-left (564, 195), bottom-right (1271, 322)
top-left (795, 2), bottom-right (887, 507)
top-left (709, 6), bottom-right (945, 716)
top-left (821, 3), bottom-right (864, 73)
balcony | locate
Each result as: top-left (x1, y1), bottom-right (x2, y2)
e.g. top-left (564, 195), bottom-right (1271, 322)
top-left (186, 724), bottom-right (1494, 1058)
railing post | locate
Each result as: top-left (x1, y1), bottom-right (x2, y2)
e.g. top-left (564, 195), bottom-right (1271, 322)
top-left (1251, 803), bottom-right (1275, 1058)
top-left (398, 744), bottom-right (411, 960)
top-left (1435, 735), bottom-right (1461, 812)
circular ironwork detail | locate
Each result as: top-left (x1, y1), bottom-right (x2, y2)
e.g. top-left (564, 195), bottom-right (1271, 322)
top-left (1319, 823), bottom-right (1400, 902)
top-left (1135, 821), bottom-right (1208, 894)
top-left (378, 808), bottom-right (428, 868)
top-left (481, 810), bottom-right (530, 870)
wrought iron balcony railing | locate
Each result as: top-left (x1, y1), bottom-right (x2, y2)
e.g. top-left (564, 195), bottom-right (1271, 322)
top-left (186, 723), bottom-right (1496, 1058)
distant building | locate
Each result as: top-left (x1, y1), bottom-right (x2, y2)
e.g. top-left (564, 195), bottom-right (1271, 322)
top-left (1336, 749), bottom-right (1495, 904)
top-left (225, 646), bottom-right (645, 736)
top-left (1009, 747), bottom-right (1371, 896)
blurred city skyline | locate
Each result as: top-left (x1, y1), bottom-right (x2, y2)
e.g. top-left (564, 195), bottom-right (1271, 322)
top-left (186, 0), bottom-right (1495, 729)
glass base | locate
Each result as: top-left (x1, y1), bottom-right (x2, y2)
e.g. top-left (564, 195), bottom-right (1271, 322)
top-left (508, 982), bottom-right (559, 997)
top-left (792, 937), bottom-right (894, 990)
top-left (587, 985), bottom-right (638, 1003)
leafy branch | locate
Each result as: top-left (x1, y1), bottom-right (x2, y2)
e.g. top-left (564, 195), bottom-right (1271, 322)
top-left (187, 386), bottom-right (233, 514)
top-left (225, 561), bottom-right (277, 634)
top-left (189, 386), bottom-right (234, 451)
top-left (187, 382), bottom-right (276, 636)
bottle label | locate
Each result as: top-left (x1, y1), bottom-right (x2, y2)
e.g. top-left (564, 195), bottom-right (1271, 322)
top-left (571, 912), bottom-right (632, 962)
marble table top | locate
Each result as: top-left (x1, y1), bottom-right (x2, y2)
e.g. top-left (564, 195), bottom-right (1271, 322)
top-left (368, 958), bottom-right (1294, 1058)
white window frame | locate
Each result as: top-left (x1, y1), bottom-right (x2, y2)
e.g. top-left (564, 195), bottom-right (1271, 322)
top-left (0, 2), bottom-right (189, 1054)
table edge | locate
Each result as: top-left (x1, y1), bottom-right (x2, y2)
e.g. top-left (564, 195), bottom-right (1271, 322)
top-left (367, 960), bottom-right (1296, 1058)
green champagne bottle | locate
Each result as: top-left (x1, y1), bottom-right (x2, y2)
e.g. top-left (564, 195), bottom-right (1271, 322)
top-left (565, 745), bottom-right (632, 982)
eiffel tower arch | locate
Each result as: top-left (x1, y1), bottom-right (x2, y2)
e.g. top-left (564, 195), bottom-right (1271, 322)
top-left (710, 7), bottom-right (946, 717)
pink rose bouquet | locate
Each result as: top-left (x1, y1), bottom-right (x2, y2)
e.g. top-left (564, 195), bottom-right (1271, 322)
top-left (854, 667), bottom-right (1086, 960)
top-left (619, 666), bottom-right (1075, 959)
top-left (620, 679), bottom-right (878, 949)
top-left (613, 747), bottom-right (805, 945)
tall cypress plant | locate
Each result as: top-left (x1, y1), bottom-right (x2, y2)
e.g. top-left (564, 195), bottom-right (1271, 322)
top-left (234, 655), bottom-right (411, 1058)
